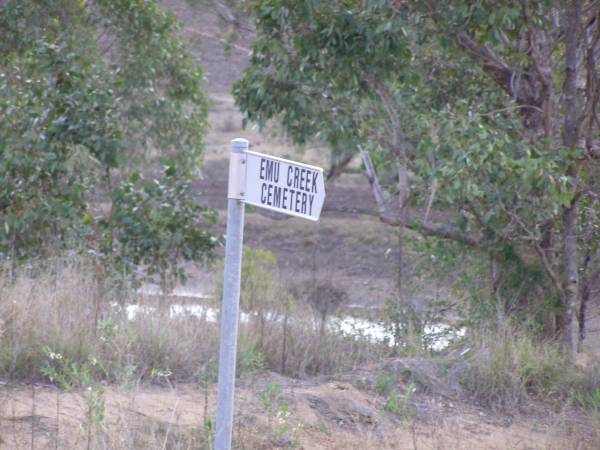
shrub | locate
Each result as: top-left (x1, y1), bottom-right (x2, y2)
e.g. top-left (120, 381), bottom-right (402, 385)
top-left (107, 166), bottom-right (220, 295)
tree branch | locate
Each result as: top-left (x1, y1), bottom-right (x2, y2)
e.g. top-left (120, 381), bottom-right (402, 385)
top-left (326, 153), bottom-right (353, 181)
top-left (456, 32), bottom-right (514, 94)
top-left (456, 31), bottom-right (545, 130)
top-left (360, 147), bottom-right (480, 247)
top-left (502, 206), bottom-right (564, 293)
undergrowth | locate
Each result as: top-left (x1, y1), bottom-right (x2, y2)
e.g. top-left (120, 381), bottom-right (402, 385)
top-left (0, 258), bottom-right (384, 386)
top-left (1, 257), bottom-right (599, 421)
top-left (459, 323), bottom-right (600, 412)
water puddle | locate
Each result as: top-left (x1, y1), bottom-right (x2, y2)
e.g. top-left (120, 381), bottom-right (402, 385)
top-left (124, 289), bottom-right (465, 351)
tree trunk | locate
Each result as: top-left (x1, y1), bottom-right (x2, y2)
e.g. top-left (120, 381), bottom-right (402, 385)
top-left (561, 202), bottom-right (579, 357)
top-left (560, 0), bottom-right (583, 360)
top-left (579, 266), bottom-right (590, 344)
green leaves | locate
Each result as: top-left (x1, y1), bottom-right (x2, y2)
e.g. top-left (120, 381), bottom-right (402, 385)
top-left (234, 0), bottom-right (412, 148)
top-left (233, 0), bottom-right (600, 329)
top-left (0, 0), bottom-right (211, 262)
top-left (95, 0), bottom-right (209, 168)
top-left (108, 165), bottom-right (220, 291)
top-left (0, 37), bottom-right (100, 258)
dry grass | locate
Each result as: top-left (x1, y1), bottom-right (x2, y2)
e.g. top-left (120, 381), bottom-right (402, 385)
top-left (0, 257), bottom-right (385, 385)
top-left (1, 260), bottom-right (599, 449)
top-left (0, 261), bottom-right (102, 380)
top-left (459, 323), bottom-right (600, 412)
top-left (0, 261), bottom-right (220, 384)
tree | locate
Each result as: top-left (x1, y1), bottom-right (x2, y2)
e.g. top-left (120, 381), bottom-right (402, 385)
top-left (0, 0), bottom-right (215, 278)
top-left (233, 0), bottom-right (600, 358)
top-left (108, 166), bottom-right (219, 297)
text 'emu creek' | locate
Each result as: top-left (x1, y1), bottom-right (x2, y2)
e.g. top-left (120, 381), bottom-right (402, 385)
top-left (243, 151), bottom-right (325, 221)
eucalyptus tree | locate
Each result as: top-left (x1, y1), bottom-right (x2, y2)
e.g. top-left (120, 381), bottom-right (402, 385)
top-left (233, 0), bottom-right (600, 357)
top-left (0, 0), bottom-right (217, 287)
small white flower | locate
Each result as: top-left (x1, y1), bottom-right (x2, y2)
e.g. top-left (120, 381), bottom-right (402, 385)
top-left (48, 351), bottom-right (63, 360)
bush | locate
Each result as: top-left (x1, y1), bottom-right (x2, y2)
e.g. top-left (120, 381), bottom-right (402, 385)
top-left (214, 247), bottom-right (384, 377)
top-left (0, 0), bottom-right (210, 261)
top-left (107, 165), bottom-right (220, 295)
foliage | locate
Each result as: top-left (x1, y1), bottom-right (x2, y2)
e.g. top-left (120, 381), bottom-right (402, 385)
top-left (234, 0), bottom-right (410, 159)
top-left (382, 383), bottom-right (416, 420)
top-left (107, 165), bottom-right (220, 292)
top-left (574, 387), bottom-right (600, 412)
top-left (375, 369), bottom-right (416, 419)
top-left (40, 346), bottom-right (107, 446)
top-left (236, 247), bottom-right (295, 346)
top-left (258, 382), bottom-right (301, 447)
top-left (234, 0), bottom-right (600, 351)
top-left (41, 347), bottom-right (102, 390)
top-left (0, 35), bottom-right (111, 259)
top-left (236, 337), bottom-right (266, 377)
top-left (375, 370), bottom-right (398, 397)
top-left (240, 246), bottom-right (279, 314)
top-left (0, 0), bottom-right (213, 271)
top-left (259, 382), bottom-right (282, 416)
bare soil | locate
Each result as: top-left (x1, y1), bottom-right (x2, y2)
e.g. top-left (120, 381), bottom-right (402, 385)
top-left (1, 362), bottom-right (596, 449)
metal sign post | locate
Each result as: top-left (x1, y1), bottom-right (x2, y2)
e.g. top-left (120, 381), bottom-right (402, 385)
top-left (214, 139), bottom-right (325, 450)
top-left (214, 138), bottom-right (247, 450)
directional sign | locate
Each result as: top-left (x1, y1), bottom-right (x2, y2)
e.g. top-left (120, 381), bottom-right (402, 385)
top-left (243, 150), bottom-right (325, 221)
top-left (216, 140), bottom-right (325, 450)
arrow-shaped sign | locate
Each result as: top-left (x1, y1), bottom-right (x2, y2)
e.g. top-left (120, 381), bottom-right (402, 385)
top-left (243, 150), bottom-right (325, 221)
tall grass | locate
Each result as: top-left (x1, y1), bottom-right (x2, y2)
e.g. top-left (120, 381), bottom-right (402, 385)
top-left (0, 261), bottom-right (220, 382)
top-left (0, 258), bottom-right (385, 385)
top-left (3, 257), bottom-right (598, 421)
top-left (459, 323), bottom-right (599, 411)
top-left (0, 261), bottom-right (102, 379)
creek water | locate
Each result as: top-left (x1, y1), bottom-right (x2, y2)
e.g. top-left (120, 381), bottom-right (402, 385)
top-left (125, 287), bottom-right (465, 351)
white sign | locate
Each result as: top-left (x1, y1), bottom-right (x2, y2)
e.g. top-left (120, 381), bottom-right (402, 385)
top-left (244, 150), bottom-right (325, 221)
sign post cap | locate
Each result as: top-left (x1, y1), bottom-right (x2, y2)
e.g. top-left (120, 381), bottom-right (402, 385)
top-left (230, 138), bottom-right (249, 153)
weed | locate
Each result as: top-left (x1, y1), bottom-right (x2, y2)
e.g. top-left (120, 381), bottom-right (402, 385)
top-left (41, 348), bottom-right (98, 390)
top-left (375, 370), bottom-right (397, 396)
top-left (40, 346), bottom-right (107, 448)
top-left (258, 383), bottom-right (302, 448)
top-left (196, 361), bottom-right (217, 445)
top-left (237, 341), bottom-right (265, 377)
top-left (574, 387), bottom-right (600, 412)
top-left (82, 384), bottom-right (106, 448)
top-left (460, 324), bottom-right (573, 410)
top-left (378, 373), bottom-right (416, 422)
top-left (260, 382), bottom-right (282, 416)
top-left (150, 367), bottom-right (173, 387)
top-left (202, 418), bottom-right (215, 450)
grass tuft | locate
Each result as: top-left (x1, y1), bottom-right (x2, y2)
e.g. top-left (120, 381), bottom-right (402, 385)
top-left (460, 324), bottom-right (576, 410)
